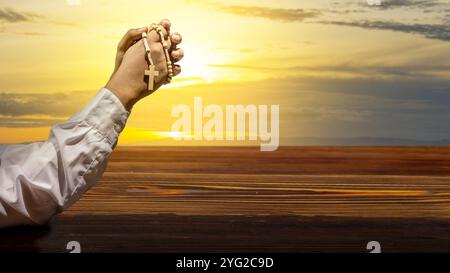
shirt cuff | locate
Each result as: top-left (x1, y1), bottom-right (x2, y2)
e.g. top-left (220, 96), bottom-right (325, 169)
top-left (69, 88), bottom-right (130, 144)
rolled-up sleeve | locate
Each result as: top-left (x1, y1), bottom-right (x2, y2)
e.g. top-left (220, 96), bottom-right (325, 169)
top-left (0, 88), bottom-right (129, 227)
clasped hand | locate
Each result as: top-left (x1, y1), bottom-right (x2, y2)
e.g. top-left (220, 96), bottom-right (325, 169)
top-left (106, 19), bottom-right (184, 110)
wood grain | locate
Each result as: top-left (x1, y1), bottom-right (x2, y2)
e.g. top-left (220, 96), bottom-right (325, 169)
top-left (2, 146), bottom-right (450, 252)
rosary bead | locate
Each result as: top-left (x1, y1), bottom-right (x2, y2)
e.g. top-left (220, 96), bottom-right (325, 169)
top-left (142, 22), bottom-right (177, 88)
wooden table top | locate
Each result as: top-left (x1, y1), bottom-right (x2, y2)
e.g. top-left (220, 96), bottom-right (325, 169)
top-left (2, 146), bottom-right (450, 252)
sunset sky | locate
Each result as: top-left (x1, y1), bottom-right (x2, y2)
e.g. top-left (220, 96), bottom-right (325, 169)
top-left (0, 0), bottom-right (449, 145)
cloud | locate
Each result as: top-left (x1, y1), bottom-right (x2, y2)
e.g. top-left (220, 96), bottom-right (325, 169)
top-left (0, 7), bottom-right (41, 23)
top-left (188, 1), bottom-right (448, 42)
top-left (365, 0), bottom-right (441, 9)
top-left (11, 31), bottom-right (47, 36)
top-left (0, 91), bottom-right (93, 118)
top-left (0, 116), bottom-right (65, 128)
top-left (286, 76), bottom-right (450, 140)
top-left (321, 8), bottom-right (369, 14)
top-left (174, 75), bottom-right (450, 141)
top-left (319, 20), bottom-right (450, 41)
top-left (207, 63), bottom-right (450, 78)
top-left (331, 0), bottom-right (445, 10)
top-left (0, 90), bottom-right (95, 127)
top-left (198, 1), bottom-right (321, 22)
top-left (215, 5), bottom-right (320, 22)
top-left (0, 6), bottom-right (79, 28)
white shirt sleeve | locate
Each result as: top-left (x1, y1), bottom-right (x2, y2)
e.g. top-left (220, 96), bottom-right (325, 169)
top-left (0, 88), bottom-right (129, 228)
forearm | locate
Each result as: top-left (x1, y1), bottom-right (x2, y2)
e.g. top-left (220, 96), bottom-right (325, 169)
top-left (0, 88), bottom-right (129, 227)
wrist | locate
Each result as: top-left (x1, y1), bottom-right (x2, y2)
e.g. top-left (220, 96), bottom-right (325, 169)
top-left (106, 78), bottom-right (138, 111)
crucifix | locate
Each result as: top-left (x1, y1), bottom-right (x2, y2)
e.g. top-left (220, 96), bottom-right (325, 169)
top-left (145, 64), bottom-right (159, 91)
top-left (141, 23), bottom-right (174, 91)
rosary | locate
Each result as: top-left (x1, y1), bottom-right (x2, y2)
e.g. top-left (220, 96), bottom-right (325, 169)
top-left (141, 23), bottom-right (174, 91)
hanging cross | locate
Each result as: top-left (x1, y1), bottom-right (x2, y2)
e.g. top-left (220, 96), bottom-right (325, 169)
top-left (145, 64), bottom-right (159, 91)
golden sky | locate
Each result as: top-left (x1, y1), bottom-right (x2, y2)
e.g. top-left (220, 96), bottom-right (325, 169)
top-left (0, 0), bottom-right (449, 145)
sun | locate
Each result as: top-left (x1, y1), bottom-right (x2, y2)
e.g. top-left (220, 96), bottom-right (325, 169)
top-left (178, 47), bottom-right (219, 84)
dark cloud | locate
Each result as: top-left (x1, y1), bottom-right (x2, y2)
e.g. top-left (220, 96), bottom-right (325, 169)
top-left (330, 0), bottom-right (445, 10)
top-left (0, 6), bottom-right (79, 28)
top-left (365, 0), bottom-right (441, 9)
top-left (208, 63), bottom-right (450, 78)
top-left (0, 91), bottom-right (93, 118)
top-left (0, 7), bottom-right (41, 23)
top-left (210, 4), bottom-right (321, 22)
top-left (176, 75), bottom-right (450, 141)
top-left (319, 20), bottom-right (450, 41)
top-left (0, 117), bottom-right (65, 128)
top-left (311, 1), bottom-right (448, 18)
top-left (289, 76), bottom-right (450, 140)
top-left (322, 8), bottom-right (369, 14)
top-left (190, 1), bottom-right (449, 42)
top-left (0, 91), bottom-right (95, 127)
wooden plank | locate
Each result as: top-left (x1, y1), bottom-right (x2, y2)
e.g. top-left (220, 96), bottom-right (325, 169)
top-left (2, 146), bottom-right (450, 252)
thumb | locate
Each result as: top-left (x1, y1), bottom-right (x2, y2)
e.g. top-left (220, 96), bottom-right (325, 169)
top-left (117, 27), bottom-right (148, 52)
